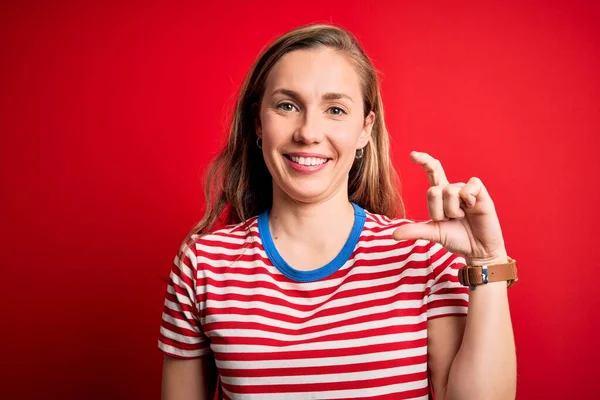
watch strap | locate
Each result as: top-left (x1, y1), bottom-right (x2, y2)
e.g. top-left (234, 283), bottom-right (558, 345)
top-left (458, 257), bottom-right (518, 287)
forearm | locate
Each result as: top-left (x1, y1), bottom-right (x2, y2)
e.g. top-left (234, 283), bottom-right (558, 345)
top-left (161, 355), bottom-right (217, 400)
top-left (445, 255), bottom-right (517, 400)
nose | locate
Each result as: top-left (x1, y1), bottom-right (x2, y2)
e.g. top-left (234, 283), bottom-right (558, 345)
top-left (293, 110), bottom-right (324, 144)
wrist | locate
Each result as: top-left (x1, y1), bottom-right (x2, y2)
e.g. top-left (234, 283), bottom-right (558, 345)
top-left (466, 250), bottom-right (509, 266)
top-left (459, 252), bottom-right (518, 289)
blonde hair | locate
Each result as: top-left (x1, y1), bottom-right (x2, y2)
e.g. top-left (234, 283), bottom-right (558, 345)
top-left (190, 23), bottom-right (405, 237)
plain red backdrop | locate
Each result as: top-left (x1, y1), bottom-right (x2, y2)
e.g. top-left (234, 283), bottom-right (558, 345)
top-left (1, 1), bottom-right (599, 399)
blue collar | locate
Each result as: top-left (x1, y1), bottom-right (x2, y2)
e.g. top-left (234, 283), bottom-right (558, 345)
top-left (258, 203), bottom-right (366, 282)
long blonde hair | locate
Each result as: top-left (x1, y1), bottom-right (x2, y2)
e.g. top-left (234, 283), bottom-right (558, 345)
top-left (190, 23), bottom-right (405, 237)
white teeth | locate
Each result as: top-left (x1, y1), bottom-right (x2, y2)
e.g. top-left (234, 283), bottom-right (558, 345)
top-left (290, 155), bottom-right (327, 166)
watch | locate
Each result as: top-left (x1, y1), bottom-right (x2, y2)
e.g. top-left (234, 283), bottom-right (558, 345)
top-left (458, 257), bottom-right (518, 288)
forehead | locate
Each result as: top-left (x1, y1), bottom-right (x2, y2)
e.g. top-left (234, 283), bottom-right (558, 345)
top-left (265, 48), bottom-right (362, 97)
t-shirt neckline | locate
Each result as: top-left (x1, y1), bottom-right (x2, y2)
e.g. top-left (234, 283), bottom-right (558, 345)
top-left (258, 202), bottom-right (366, 282)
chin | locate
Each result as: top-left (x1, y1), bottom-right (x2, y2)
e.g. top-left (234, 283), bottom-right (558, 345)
top-left (280, 183), bottom-right (333, 204)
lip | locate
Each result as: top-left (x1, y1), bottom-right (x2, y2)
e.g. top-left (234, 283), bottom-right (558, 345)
top-left (286, 152), bottom-right (330, 159)
top-left (283, 153), bottom-right (330, 174)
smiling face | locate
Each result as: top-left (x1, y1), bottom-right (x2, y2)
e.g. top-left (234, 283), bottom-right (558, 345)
top-left (257, 47), bottom-right (375, 205)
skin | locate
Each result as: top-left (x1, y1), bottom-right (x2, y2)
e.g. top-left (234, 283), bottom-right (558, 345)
top-left (393, 152), bottom-right (516, 400)
top-left (162, 47), bottom-right (516, 399)
top-left (256, 47), bottom-right (376, 272)
top-left (258, 48), bottom-right (374, 204)
top-left (161, 355), bottom-right (216, 400)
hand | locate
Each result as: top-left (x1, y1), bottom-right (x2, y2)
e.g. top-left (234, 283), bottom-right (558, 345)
top-left (392, 151), bottom-right (508, 263)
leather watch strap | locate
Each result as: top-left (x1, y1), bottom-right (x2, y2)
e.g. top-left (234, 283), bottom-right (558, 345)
top-left (458, 257), bottom-right (518, 288)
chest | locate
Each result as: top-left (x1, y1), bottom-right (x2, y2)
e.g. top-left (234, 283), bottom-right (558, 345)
top-left (202, 266), bottom-right (429, 357)
top-left (200, 263), bottom-right (431, 399)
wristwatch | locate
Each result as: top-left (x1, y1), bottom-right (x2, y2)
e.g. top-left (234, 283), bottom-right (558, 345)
top-left (458, 257), bottom-right (518, 288)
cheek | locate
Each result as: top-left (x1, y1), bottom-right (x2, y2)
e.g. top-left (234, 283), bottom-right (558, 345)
top-left (260, 113), bottom-right (293, 143)
top-left (330, 121), bottom-right (364, 149)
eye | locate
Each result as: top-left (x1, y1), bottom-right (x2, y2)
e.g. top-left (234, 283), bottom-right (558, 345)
top-left (276, 102), bottom-right (298, 112)
top-left (328, 106), bottom-right (347, 116)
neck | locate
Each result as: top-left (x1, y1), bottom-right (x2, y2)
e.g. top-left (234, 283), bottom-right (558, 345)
top-left (268, 187), bottom-right (356, 246)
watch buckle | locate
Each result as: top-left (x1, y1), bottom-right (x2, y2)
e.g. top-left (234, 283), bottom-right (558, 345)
top-left (481, 265), bottom-right (489, 284)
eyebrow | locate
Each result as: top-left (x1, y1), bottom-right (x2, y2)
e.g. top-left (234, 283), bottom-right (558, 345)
top-left (271, 88), bottom-right (354, 103)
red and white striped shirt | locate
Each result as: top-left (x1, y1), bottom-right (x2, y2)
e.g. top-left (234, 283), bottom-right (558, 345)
top-left (158, 203), bottom-right (469, 399)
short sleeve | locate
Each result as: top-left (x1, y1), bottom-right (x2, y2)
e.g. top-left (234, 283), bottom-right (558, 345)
top-left (158, 240), bottom-right (211, 359)
top-left (426, 242), bottom-right (469, 320)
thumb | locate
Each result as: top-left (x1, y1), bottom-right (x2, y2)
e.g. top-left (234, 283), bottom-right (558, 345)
top-left (392, 221), bottom-right (441, 243)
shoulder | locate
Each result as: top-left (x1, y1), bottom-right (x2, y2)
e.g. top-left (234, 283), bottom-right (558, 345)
top-left (362, 210), bottom-right (422, 246)
top-left (360, 211), bottom-right (465, 285)
top-left (361, 210), bottom-right (455, 262)
top-left (360, 210), bottom-right (427, 257)
top-left (177, 216), bottom-right (260, 265)
top-left (363, 210), bottom-right (413, 232)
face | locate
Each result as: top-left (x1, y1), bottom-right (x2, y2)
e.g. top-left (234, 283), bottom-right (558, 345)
top-left (257, 48), bottom-right (375, 205)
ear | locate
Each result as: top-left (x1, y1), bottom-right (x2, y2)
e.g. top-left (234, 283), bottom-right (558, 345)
top-left (357, 111), bottom-right (375, 149)
top-left (254, 103), bottom-right (262, 138)
top-left (255, 120), bottom-right (262, 138)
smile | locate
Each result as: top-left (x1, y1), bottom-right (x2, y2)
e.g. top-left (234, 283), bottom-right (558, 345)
top-left (283, 153), bottom-right (331, 173)
top-left (286, 155), bottom-right (329, 166)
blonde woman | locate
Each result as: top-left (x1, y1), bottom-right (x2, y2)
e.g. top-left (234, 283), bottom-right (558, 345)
top-left (159, 23), bottom-right (517, 400)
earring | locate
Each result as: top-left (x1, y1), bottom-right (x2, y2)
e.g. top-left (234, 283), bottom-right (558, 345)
top-left (355, 148), bottom-right (364, 159)
top-left (256, 137), bottom-right (262, 149)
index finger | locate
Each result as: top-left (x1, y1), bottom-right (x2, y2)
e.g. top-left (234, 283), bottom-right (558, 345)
top-left (410, 151), bottom-right (450, 186)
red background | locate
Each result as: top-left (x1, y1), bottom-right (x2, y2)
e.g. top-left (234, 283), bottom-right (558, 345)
top-left (1, 1), bottom-right (599, 399)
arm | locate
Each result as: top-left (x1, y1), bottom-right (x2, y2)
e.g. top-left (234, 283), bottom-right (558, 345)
top-left (161, 354), bottom-right (218, 400)
top-left (429, 255), bottom-right (516, 400)
top-left (392, 152), bottom-right (518, 399)
top-left (428, 316), bottom-right (466, 399)
top-left (159, 240), bottom-right (217, 399)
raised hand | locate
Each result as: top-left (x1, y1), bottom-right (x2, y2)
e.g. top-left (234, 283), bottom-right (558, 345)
top-left (392, 151), bottom-right (508, 263)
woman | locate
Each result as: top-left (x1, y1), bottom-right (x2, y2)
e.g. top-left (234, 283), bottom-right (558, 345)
top-left (159, 23), bottom-right (517, 400)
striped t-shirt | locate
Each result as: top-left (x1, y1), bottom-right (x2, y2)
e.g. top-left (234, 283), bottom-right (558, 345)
top-left (158, 203), bottom-right (469, 400)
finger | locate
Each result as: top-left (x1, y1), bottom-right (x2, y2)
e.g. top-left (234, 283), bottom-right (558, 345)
top-left (427, 185), bottom-right (447, 221)
top-left (392, 221), bottom-right (442, 243)
top-left (459, 177), bottom-right (490, 210)
top-left (459, 182), bottom-right (478, 209)
top-left (410, 151), bottom-right (450, 187)
top-left (443, 183), bottom-right (466, 219)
